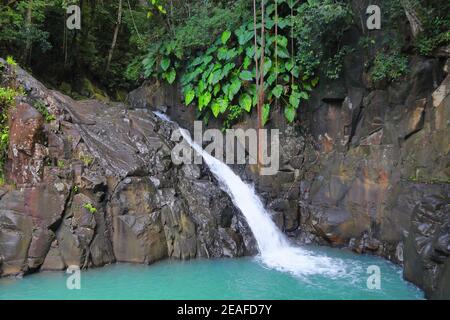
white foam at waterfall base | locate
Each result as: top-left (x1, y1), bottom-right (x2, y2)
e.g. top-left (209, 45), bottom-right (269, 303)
top-left (177, 128), bottom-right (348, 279)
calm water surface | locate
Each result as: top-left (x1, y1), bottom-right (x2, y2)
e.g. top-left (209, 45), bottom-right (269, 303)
top-left (0, 246), bottom-right (423, 300)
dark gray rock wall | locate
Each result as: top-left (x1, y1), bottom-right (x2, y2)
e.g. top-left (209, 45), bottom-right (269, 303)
top-left (0, 60), bottom-right (256, 278)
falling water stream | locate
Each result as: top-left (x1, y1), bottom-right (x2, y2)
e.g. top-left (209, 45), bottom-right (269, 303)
top-left (178, 127), bottom-right (346, 278)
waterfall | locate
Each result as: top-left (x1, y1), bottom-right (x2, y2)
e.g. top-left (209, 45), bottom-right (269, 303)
top-left (156, 112), bottom-right (346, 277)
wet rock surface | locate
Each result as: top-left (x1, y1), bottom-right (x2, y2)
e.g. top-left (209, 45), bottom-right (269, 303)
top-left (278, 58), bottom-right (449, 299)
top-left (0, 60), bottom-right (256, 279)
top-left (134, 51), bottom-right (449, 299)
top-left (268, 56), bottom-right (448, 299)
top-left (292, 52), bottom-right (449, 300)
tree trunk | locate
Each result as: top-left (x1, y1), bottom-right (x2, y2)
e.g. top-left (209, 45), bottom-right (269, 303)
top-left (253, 0), bottom-right (259, 91)
top-left (257, 0), bottom-right (265, 168)
top-left (24, 0), bottom-right (33, 64)
top-left (253, 0), bottom-right (266, 170)
top-left (63, 10), bottom-right (68, 67)
top-left (106, 0), bottom-right (123, 72)
top-left (401, 0), bottom-right (423, 38)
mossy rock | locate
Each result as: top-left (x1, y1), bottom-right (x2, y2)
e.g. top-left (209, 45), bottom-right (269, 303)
top-left (82, 78), bottom-right (109, 101)
top-left (59, 82), bottom-right (72, 95)
top-left (115, 89), bottom-right (128, 102)
top-left (94, 93), bottom-right (110, 102)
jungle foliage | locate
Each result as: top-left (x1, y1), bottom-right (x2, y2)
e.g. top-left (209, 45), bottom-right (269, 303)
top-left (367, 0), bottom-right (450, 84)
top-left (0, 0), bottom-right (150, 97)
top-left (0, 56), bottom-right (23, 181)
top-left (0, 0), bottom-right (449, 127)
top-left (142, 0), bottom-right (352, 126)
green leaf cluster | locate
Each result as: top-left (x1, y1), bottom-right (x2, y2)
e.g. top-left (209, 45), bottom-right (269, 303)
top-left (143, 41), bottom-right (180, 84)
top-left (178, 0), bottom-right (317, 127)
top-left (414, 1), bottom-right (450, 56)
top-left (370, 52), bottom-right (408, 83)
top-left (83, 203), bottom-right (97, 214)
top-left (141, 0), bottom-right (251, 87)
top-left (292, 0), bottom-right (353, 79)
top-left (0, 83), bottom-right (22, 180)
top-left (147, 0), bottom-right (167, 16)
top-left (33, 100), bottom-right (56, 122)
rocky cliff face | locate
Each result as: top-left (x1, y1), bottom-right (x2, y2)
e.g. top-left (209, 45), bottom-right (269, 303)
top-left (260, 55), bottom-right (449, 300)
top-left (128, 49), bottom-right (449, 300)
top-left (0, 59), bottom-right (256, 277)
top-left (294, 56), bottom-right (449, 300)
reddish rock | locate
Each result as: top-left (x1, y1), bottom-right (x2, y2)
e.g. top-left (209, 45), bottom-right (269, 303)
top-left (360, 129), bottom-right (383, 145)
top-left (6, 102), bottom-right (45, 185)
top-left (24, 184), bottom-right (68, 229)
top-left (397, 98), bottom-right (426, 139)
top-left (110, 177), bottom-right (168, 264)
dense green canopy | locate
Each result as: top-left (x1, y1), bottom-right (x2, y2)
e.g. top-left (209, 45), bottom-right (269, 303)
top-left (0, 0), bottom-right (448, 125)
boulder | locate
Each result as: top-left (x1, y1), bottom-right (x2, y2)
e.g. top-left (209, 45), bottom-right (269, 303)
top-left (41, 240), bottom-right (66, 271)
top-left (0, 190), bottom-right (32, 275)
top-left (404, 193), bottom-right (450, 300)
top-left (0, 183), bottom-right (68, 275)
top-left (110, 177), bottom-right (168, 264)
top-left (6, 102), bottom-right (45, 185)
